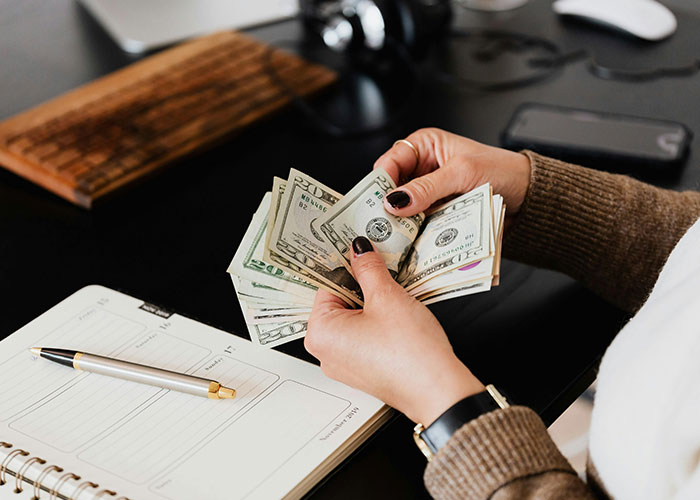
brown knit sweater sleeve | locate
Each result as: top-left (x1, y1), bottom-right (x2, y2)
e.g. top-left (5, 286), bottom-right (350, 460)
top-left (504, 151), bottom-right (700, 313)
top-left (424, 155), bottom-right (700, 500)
top-left (424, 406), bottom-right (596, 500)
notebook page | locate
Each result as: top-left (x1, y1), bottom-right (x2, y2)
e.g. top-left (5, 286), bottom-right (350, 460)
top-left (0, 285), bottom-right (389, 500)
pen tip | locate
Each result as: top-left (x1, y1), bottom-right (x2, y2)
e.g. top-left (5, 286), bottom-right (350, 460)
top-left (30, 347), bottom-right (41, 356)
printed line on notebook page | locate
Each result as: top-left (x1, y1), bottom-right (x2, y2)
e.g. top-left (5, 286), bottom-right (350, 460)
top-left (0, 307), bottom-right (145, 422)
top-left (77, 355), bottom-right (279, 484)
top-left (151, 380), bottom-right (352, 500)
top-left (8, 330), bottom-right (211, 453)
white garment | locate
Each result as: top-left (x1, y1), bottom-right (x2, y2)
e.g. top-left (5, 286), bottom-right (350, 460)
top-left (589, 217), bottom-right (700, 500)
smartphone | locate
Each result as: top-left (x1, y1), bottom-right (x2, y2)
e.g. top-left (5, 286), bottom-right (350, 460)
top-left (501, 103), bottom-right (692, 170)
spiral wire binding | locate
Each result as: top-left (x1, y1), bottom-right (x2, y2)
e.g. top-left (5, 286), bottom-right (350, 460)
top-left (0, 447), bottom-right (28, 485)
top-left (34, 466), bottom-right (63, 500)
top-left (49, 473), bottom-right (79, 500)
top-left (0, 442), bottom-right (130, 500)
top-left (72, 481), bottom-right (98, 500)
top-left (93, 489), bottom-right (117, 498)
top-left (15, 457), bottom-right (46, 493)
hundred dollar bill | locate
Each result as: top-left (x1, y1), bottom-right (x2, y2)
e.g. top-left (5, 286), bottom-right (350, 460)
top-left (316, 168), bottom-right (424, 279)
top-left (266, 169), bottom-right (363, 305)
top-left (398, 183), bottom-right (493, 292)
top-left (228, 192), bottom-right (318, 303)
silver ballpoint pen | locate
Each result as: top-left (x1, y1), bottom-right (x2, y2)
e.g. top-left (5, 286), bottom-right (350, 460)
top-left (30, 347), bottom-right (236, 399)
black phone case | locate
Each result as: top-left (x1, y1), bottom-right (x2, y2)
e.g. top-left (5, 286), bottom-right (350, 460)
top-left (500, 103), bottom-right (693, 170)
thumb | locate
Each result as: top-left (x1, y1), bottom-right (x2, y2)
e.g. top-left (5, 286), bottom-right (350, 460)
top-left (350, 236), bottom-right (399, 305)
top-left (384, 158), bottom-right (477, 216)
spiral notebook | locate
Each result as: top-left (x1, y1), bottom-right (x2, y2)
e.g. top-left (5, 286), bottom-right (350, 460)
top-left (0, 285), bottom-right (390, 500)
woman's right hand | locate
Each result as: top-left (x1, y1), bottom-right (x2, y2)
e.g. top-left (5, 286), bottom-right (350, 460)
top-left (374, 128), bottom-right (531, 222)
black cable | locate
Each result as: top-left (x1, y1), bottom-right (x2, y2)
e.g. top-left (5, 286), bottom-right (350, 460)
top-left (431, 28), bottom-right (573, 91)
top-left (436, 28), bottom-right (700, 90)
top-left (262, 24), bottom-right (700, 137)
top-left (585, 57), bottom-right (700, 82)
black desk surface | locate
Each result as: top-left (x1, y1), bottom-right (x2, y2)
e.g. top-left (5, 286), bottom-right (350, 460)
top-left (1, 0), bottom-right (699, 497)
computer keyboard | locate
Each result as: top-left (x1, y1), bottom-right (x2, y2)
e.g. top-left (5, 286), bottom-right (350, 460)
top-left (0, 31), bottom-right (336, 208)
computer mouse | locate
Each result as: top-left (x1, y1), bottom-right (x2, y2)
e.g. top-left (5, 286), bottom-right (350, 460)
top-left (552, 0), bottom-right (677, 41)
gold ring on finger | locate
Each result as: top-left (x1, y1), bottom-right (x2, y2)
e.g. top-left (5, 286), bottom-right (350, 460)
top-left (393, 139), bottom-right (420, 168)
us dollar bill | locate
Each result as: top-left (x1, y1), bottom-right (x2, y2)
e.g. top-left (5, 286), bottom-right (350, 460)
top-left (265, 169), bottom-right (363, 305)
top-left (491, 198), bottom-right (506, 286)
top-left (316, 168), bottom-right (424, 279)
top-left (398, 183), bottom-right (493, 292)
top-left (263, 177), bottom-right (330, 302)
top-left (229, 169), bottom-right (504, 347)
top-left (407, 258), bottom-right (495, 297)
top-left (232, 276), bottom-right (314, 306)
top-left (246, 315), bottom-right (309, 347)
top-left (240, 298), bottom-right (311, 325)
top-left (265, 177), bottom-right (286, 251)
top-left (228, 192), bottom-right (318, 303)
top-left (417, 279), bottom-right (492, 305)
top-left (244, 309), bottom-right (311, 325)
top-left (231, 284), bottom-right (308, 347)
top-left (405, 193), bottom-right (503, 297)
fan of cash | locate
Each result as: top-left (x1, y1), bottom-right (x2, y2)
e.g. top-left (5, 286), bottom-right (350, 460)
top-left (227, 168), bottom-right (505, 348)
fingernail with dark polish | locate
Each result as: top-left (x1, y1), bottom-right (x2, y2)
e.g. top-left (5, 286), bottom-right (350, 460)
top-left (352, 236), bottom-right (373, 255)
top-left (386, 190), bottom-right (411, 209)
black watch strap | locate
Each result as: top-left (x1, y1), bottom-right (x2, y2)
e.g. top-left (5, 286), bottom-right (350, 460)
top-left (413, 384), bottom-right (509, 461)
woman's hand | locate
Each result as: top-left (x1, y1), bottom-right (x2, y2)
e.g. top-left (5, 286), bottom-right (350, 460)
top-left (375, 128), bottom-right (531, 221)
top-left (305, 237), bottom-right (485, 426)
top-left (306, 129), bottom-right (527, 425)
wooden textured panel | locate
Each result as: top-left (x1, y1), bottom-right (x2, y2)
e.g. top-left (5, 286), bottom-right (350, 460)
top-left (0, 31), bottom-right (337, 208)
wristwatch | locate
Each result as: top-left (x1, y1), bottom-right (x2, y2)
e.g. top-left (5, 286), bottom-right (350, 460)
top-left (413, 384), bottom-right (509, 461)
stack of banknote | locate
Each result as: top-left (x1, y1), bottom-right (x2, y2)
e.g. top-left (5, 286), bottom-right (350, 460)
top-left (227, 168), bottom-right (505, 348)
